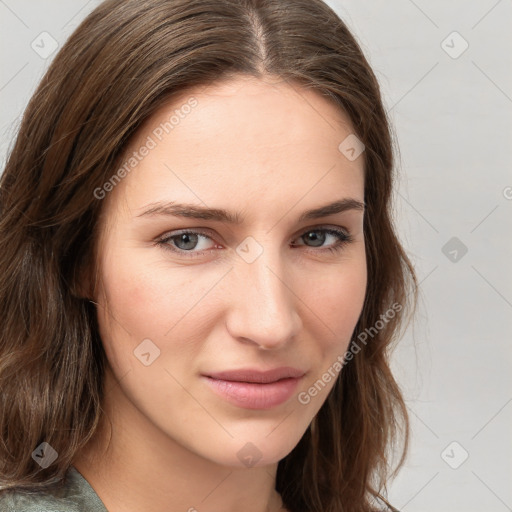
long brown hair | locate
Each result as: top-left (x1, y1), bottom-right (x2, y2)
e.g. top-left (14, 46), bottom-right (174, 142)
top-left (0, 0), bottom-right (417, 510)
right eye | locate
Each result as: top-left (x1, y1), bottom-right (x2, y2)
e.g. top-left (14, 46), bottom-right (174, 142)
top-left (156, 229), bottom-right (220, 258)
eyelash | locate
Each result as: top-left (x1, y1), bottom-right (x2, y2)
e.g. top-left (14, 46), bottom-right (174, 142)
top-left (155, 227), bottom-right (354, 259)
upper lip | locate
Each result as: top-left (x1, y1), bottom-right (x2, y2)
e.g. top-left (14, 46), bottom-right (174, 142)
top-left (204, 367), bottom-right (306, 384)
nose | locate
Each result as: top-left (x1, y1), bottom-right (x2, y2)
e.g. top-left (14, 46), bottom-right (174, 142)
top-left (225, 246), bottom-right (302, 350)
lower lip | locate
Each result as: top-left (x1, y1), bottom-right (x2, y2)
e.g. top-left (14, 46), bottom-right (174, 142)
top-left (201, 375), bottom-right (302, 410)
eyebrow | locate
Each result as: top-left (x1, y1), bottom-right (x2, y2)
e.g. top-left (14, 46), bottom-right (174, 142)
top-left (136, 198), bottom-right (365, 223)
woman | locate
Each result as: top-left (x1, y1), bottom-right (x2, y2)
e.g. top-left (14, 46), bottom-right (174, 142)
top-left (0, 0), bottom-right (417, 511)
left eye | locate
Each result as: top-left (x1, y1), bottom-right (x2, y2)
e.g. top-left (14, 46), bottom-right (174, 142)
top-left (293, 228), bottom-right (351, 249)
top-left (156, 227), bottom-right (353, 256)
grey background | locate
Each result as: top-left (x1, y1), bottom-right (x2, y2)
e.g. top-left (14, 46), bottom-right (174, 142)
top-left (1, 1), bottom-right (511, 511)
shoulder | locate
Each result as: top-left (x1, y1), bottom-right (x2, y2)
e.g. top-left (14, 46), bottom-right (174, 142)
top-left (0, 466), bottom-right (107, 512)
top-left (0, 487), bottom-right (74, 512)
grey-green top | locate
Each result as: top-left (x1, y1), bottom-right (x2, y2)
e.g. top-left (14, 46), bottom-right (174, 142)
top-left (0, 466), bottom-right (108, 512)
top-left (0, 468), bottom-right (399, 512)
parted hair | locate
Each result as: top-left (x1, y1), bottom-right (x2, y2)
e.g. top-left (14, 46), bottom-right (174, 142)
top-left (0, 1), bottom-right (417, 510)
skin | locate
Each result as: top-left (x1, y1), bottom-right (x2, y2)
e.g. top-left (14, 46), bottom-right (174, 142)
top-left (73, 75), bottom-right (367, 512)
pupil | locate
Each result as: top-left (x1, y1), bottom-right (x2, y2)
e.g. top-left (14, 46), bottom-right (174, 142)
top-left (176, 233), bottom-right (198, 250)
top-left (306, 230), bottom-right (325, 247)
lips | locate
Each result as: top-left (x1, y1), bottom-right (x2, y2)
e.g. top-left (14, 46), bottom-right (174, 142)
top-left (204, 366), bottom-right (306, 384)
top-left (201, 367), bottom-right (306, 410)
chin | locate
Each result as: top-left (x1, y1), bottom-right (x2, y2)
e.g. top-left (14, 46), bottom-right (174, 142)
top-left (195, 425), bottom-right (306, 469)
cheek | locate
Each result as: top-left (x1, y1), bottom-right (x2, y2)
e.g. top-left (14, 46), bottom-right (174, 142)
top-left (95, 251), bottom-right (217, 366)
top-left (301, 256), bottom-right (367, 352)
top-left (293, 256), bottom-right (367, 408)
top-left (101, 269), bottom-right (167, 333)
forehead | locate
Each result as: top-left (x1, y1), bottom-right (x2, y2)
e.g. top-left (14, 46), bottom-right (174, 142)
top-left (151, 75), bottom-right (356, 148)
top-left (101, 75), bottom-right (364, 222)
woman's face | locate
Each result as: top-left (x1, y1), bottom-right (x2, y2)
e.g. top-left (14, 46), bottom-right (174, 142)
top-left (93, 75), bottom-right (367, 468)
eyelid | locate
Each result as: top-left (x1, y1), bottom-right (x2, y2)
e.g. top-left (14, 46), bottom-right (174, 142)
top-left (157, 224), bottom-right (350, 241)
top-left (156, 227), bottom-right (218, 245)
top-left (291, 223), bottom-right (351, 239)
